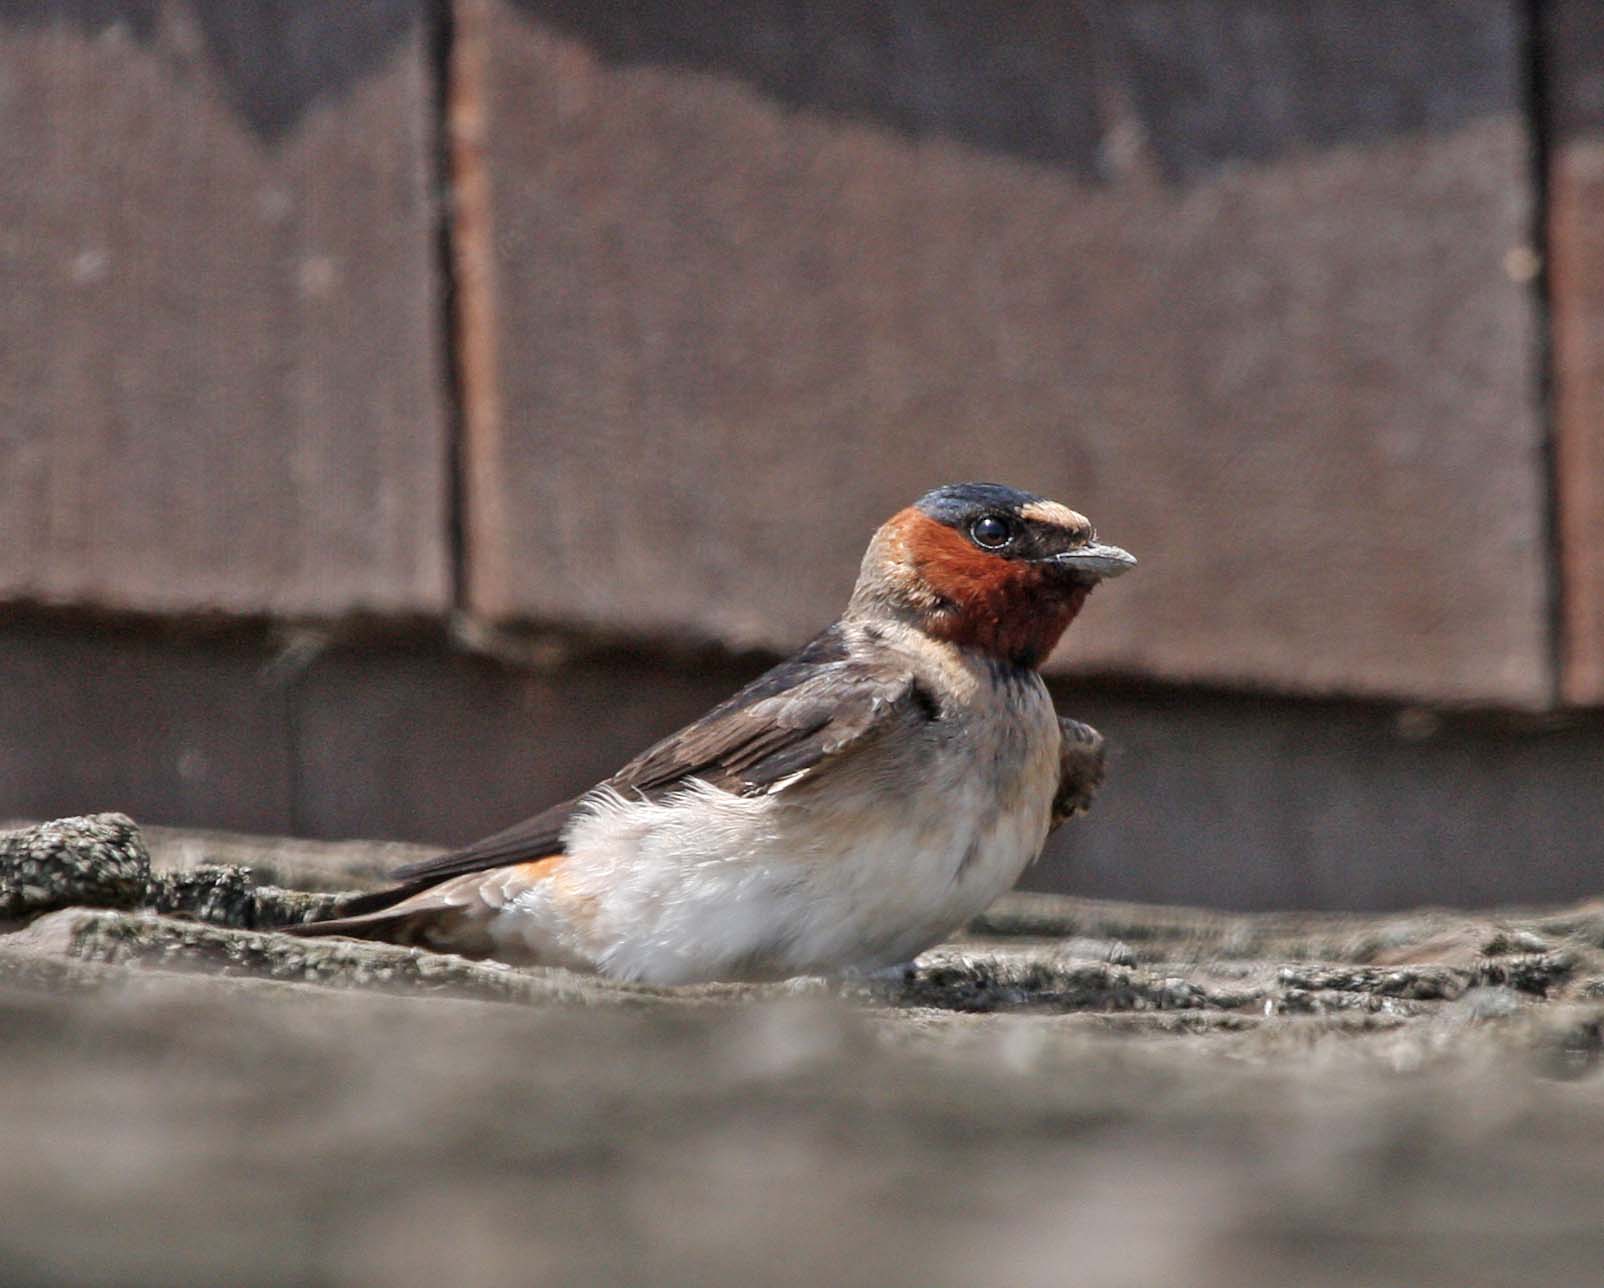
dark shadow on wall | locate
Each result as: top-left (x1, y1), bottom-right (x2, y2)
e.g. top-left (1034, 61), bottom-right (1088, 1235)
top-left (3, 615), bottom-right (1603, 913)
top-left (0, 0), bottom-right (420, 138)
top-left (512, 0), bottom-right (1519, 181)
top-left (1, 1), bottom-right (1518, 164)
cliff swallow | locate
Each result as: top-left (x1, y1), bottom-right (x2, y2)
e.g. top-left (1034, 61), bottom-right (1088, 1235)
top-left (291, 483), bottom-right (1135, 983)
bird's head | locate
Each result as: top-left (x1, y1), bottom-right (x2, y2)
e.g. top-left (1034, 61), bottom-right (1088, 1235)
top-left (848, 482), bottom-right (1136, 670)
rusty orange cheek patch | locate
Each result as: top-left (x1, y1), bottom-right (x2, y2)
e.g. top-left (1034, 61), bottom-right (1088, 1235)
top-left (902, 511), bottom-right (1088, 666)
top-left (900, 511), bottom-right (1027, 602)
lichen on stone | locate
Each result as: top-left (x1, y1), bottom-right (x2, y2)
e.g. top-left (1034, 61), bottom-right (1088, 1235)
top-left (0, 813), bottom-right (151, 922)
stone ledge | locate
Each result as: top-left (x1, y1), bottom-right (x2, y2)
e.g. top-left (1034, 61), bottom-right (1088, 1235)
top-left (5, 813), bottom-right (1604, 1286)
top-left (5, 814), bottom-right (1603, 1029)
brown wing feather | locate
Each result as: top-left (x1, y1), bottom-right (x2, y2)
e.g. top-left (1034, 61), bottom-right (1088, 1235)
top-left (390, 798), bottom-right (580, 884)
top-left (387, 626), bottom-right (924, 889)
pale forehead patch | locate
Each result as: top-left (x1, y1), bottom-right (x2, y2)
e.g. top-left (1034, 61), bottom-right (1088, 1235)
top-left (1019, 500), bottom-right (1088, 530)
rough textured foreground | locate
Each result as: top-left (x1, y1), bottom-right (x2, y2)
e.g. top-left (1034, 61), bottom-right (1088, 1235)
top-left (4, 815), bottom-right (1604, 1287)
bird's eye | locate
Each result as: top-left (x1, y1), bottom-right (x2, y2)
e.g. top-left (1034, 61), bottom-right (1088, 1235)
top-left (970, 515), bottom-right (1013, 549)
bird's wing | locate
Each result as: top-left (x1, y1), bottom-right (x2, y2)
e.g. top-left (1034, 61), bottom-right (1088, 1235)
top-left (1050, 716), bottom-right (1106, 830)
top-left (387, 797), bottom-right (583, 885)
top-left (606, 632), bottom-right (926, 799)
top-left (390, 626), bottom-right (928, 886)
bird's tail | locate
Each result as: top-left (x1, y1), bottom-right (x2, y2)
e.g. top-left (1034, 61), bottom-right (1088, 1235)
top-left (280, 881), bottom-right (439, 943)
top-left (278, 855), bottom-right (562, 958)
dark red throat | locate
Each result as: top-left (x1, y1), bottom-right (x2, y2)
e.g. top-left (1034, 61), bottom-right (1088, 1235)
top-left (899, 511), bottom-right (1091, 669)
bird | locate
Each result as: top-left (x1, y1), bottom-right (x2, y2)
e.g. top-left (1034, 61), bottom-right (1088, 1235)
top-left (288, 482), bottom-right (1135, 984)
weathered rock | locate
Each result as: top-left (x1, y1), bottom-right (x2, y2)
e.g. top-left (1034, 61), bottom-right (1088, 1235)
top-left (2, 815), bottom-right (365, 931)
top-left (147, 864), bottom-right (348, 930)
top-left (1, 970), bottom-right (1602, 1288)
top-left (1275, 954), bottom-right (1575, 1002)
top-left (4, 815), bottom-right (1604, 1286)
top-left (0, 813), bottom-right (150, 922)
top-left (879, 945), bottom-right (1257, 1014)
top-left (5, 814), bottom-right (1603, 1023)
top-left (10, 908), bottom-right (802, 1010)
top-left (139, 823), bottom-right (429, 893)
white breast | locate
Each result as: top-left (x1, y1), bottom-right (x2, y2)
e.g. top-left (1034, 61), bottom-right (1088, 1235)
top-left (493, 660), bottom-right (1062, 984)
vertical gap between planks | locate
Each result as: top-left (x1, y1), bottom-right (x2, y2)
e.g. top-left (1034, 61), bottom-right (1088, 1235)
top-left (1520, 0), bottom-right (1565, 707)
top-left (434, 0), bottom-right (505, 624)
top-left (430, 0), bottom-right (470, 613)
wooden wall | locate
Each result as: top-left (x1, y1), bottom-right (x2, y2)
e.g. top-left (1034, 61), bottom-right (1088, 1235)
top-left (1550, 1), bottom-right (1604, 704)
top-left (454, 0), bottom-right (1549, 705)
top-left (1, 1), bottom-right (450, 618)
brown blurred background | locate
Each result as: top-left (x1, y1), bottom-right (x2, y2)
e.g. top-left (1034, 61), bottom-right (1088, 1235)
top-left (3, 0), bottom-right (1602, 909)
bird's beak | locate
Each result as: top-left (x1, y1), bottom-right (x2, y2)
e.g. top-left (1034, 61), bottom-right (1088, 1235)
top-left (1049, 542), bottom-right (1137, 579)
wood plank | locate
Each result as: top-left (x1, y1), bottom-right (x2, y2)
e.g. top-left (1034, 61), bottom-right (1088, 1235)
top-left (290, 642), bottom-right (740, 846)
top-left (0, 621), bottom-right (295, 836)
top-left (8, 621), bottom-right (1604, 911)
top-left (1044, 683), bottom-right (1604, 911)
top-left (1548, 1), bottom-right (1604, 705)
top-left (0, 1), bottom-right (449, 617)
top-left (455, 0), bottom-right (1547, 705)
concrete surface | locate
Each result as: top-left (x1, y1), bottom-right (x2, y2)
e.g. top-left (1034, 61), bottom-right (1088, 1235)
top-left (3, 814), bottom-right (1604, 1286)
